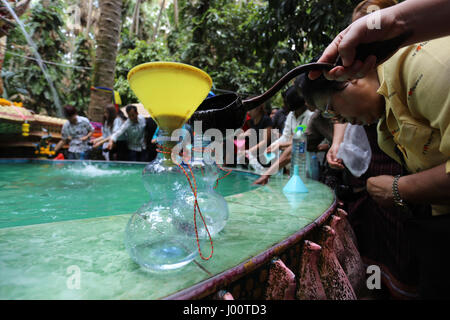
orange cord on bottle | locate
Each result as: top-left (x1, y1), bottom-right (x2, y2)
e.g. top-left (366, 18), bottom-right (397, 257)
top-left (177, 162), bottom-right (214, 260)
top-left (214, 165), bottom-right (232, 189)
top-left (190, 146), bottom-right (233, 189)
top-left (155, 143), bottom-right (232, 261)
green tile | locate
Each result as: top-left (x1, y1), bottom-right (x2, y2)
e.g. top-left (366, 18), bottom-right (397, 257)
top-left (0, 215), bottom-right (207, 299)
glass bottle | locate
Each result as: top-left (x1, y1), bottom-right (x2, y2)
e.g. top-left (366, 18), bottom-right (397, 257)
top-left (124, 129), bottom-right (198, 271)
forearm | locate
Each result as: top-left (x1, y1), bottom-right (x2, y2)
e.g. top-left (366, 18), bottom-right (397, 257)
top-left (81, 131), bottom-right (94, 141)
top-left (111, 121), bottom-right (129, 142)
top-left (92, 136), bottom-right (103, 143)
top-left (268, 140), bottom-right (280, 151)
top-left (278, 146), bottom-right (292, 167)
top-left (263, 146), bottom-right (292, 176)
top-left (395, 0), bottom-right (450, 45)
top-left (110, 133), bottom-right (118, 143)
top-left (332, 123), bottom-right (347, 147)
top-left (102, 137), bottom-right (112, 144)
top-left (248, 128), bottom-right (270, 151)
top-left (54, 140), bottom-right (65, 153)
top-left (279, 141), bottom-right (291, 150)
top-left (398, 163), bottom-right (450, 205)
top-left (94, 137), bottom-right (110, 147)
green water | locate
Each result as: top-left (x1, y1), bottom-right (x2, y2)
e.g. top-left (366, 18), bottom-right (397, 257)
top-left (0, 162), bottom-right (258, 229)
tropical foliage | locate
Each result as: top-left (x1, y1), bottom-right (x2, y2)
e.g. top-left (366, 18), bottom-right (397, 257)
top-left (66, 36), bottom-right (94, 113)
top-left (115, 38), bottom-right (173, 106)
top-left (2, 0), bottom-right (364, 116)
top-left (3, 0), bottom-right (67, 115)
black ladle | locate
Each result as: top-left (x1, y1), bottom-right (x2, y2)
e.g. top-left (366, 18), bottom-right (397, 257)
top-left (189, 32), bottom-right (412, 134)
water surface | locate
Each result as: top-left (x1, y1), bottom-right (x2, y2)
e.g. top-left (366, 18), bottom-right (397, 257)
top-left (0, 162), bottom-right (258, 228)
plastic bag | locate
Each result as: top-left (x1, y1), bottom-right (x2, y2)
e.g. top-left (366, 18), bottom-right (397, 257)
top-left (336, 124), bottom-right (372, 177)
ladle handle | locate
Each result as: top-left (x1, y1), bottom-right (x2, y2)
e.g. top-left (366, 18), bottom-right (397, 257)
top-left (335, 31), bottom-right (413, 67)
top-left (242, 62), bottom-right (334, 111)
top-left (243, 32), bottom-right (412, 112)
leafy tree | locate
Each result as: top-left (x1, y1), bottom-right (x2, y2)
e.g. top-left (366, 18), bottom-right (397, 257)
top-left (265, 0), bottom-right (360, 61)
top-left (166, 0), bottom-right (359, 100)
top-left (115, 38), bottom-right (173, 106)
top-left (2, 0), bottom-right (366, 114)
top-left (168, 1), bottom-right (268, 95)
top-left (4, 0), bottom-right (68, 116)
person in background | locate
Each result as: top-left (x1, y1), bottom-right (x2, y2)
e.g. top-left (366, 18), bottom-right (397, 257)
top-left (108, 104), bottom-right (147, 162)
top-left (269, 105), bottom-right (282, 143)
top-left (54, 105), bottom-right (94, 160)
top-left (252, 145), bottom-right (292, 185)
top-left (247, 102), bottom-right (273, 133)
top-left (305, 109), bottom-right (333, 154)
top-left (113, 110), bottom-right (128, 161)
top-left (264, 82), bottom-right (314, 157)
top-left (92, 105), bottom-right (118, 161)
top-left (246, 101), bottom-right (275, 157)
top-left (293, 73), bottom-right (332, 154)
top-left (144, 116), bottom-right (158, 162)
top-left (236, 102), bottom-right (273, 169)
top-left (272, 91), bottom-right (290, 134)
top-left (263, 101), bottom-right (272, 117)
top-left (253, 80), bottom-right (314, 185)
top-left (270, 107), bottom-right (279, 121)
top-left (304, 110), bottom-right (343, 190)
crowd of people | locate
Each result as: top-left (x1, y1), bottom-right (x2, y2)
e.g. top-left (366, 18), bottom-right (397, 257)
top-left (50, 0), bottom-right (450, 299)
top-left (53, 104), bottom-right (158, 163)
top-left (218, 0), bottom-right (450, 300)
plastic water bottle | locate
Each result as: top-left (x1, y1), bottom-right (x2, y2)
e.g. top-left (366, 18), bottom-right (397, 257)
top-left (291, 125), bottom-right (307, 181)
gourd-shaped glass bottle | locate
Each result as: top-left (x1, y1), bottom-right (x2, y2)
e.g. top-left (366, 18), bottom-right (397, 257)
top-left (172, 133), bottom-right (229, 238)
top-left (124, 130), bottom-right (198, 271)
top-left (123, 61), bottom-right (214, 271)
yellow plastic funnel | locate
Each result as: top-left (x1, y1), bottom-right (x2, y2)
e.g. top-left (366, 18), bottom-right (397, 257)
top-left (127, 62), bottom-right (212, 133)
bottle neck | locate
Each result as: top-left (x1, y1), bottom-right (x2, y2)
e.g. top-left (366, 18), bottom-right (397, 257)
top-left (293, 165), bottom-right (299, 176)
top-left (157, 129), bottom-right (177, 163)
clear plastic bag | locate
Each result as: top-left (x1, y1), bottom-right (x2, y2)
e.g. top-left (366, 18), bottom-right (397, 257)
top-left (336, 124), bottom-right (372, 177)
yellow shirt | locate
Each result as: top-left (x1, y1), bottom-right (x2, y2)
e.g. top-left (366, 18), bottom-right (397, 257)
top-left (376, 36), bottom-right (450, 215)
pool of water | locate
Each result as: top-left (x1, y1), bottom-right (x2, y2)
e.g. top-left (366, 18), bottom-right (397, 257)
top-left (0, 159), bottom-right (336, 299)
top-left (0, 161), bottom-right (259, 229)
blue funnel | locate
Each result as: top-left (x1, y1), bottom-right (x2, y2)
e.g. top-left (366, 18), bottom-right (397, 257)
top-left (264, 152), bottom-right (277, 162)
top-left (283, 165), bottom-right (308, 193)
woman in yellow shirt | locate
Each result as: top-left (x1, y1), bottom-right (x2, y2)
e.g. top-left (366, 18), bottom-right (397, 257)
top-left (302, 36), bottom-right (450, 298)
